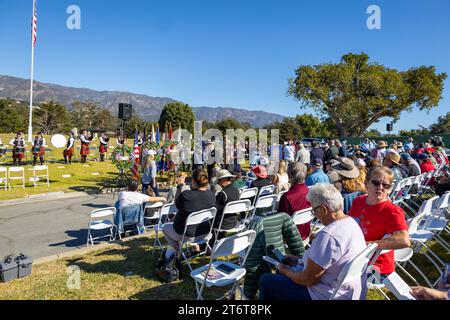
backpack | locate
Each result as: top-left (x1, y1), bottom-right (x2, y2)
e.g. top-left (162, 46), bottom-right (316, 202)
top-left (155, 250), bottom-right (183, 283)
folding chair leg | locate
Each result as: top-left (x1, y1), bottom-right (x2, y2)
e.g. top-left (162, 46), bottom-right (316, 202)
top-left (395, 262), bottom-right (420, 286)
top-left (421, 242), bottom-right (446, 268)
top-left (407, 260), bottom-right (434, 288)
top-left (375, 286), bottom-right (390, 300)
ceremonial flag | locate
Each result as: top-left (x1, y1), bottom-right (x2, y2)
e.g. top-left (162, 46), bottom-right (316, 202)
top-left (169, 124), bottom-right (173, 140)
top-left (130, 130), bottom-right (140, 179)
top-left (32, 0), bottom-right (37, 47)
top-left (156, 125), bottom-right (160, 144)
top-left (151, 124), bottom-right (155, 143)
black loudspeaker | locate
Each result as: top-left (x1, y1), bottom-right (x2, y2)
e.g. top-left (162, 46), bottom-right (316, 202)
top-left (386, 123), bottom-right (393, 132)
top-left (118, 103), bottom-right (132, 120)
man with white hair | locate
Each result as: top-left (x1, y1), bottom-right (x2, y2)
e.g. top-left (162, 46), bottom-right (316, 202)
top-left (259, 183), bottom-right (368, 300)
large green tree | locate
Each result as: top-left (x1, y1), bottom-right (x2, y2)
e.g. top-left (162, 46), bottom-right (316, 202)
top-left (159, 102), bottom-right (195, 134)
top-left (33, 101), bottom-right (71, 134)
top-left (429, 112), bottom-right (450, 134)
top-left (288, 53), bottom-right (447, 137)
top-left (0, 98), bottom-right (28, 133)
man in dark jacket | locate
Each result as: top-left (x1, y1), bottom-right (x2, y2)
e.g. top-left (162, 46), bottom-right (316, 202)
top-left (309, 141), bottom-right (324, 166)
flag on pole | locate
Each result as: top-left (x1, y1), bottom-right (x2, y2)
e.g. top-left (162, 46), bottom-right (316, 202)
top-left (32, 0), bottom-right (37, 47)
top-left (156, 124), bottom-right (160, 144)
top-left (130, 130), bottom-right (140, 179)
top-left (169, 124), bottom-right (173, 140)
top-left (151, 124), bottom-right (155, 143)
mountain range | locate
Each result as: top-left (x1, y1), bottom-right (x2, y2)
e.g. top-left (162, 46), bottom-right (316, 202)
top-left (0, 75), bottom-right (285, 127)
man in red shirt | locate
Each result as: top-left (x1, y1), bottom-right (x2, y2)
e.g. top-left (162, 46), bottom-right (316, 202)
top-left (278, 162), bottom-right (311, 240)
top-left (419, 153), bottom-right (436, 173)
top-left (348, 166), bottom-right (410, 276)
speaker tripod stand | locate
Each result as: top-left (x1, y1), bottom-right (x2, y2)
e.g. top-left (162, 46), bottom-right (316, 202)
top-left (97, 168), bottom-right (131, 197)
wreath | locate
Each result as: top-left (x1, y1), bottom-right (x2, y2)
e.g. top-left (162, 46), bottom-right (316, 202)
top-left (111, 145), bottom-right (135, 171)
top-left (143, 140), bottom-right (179, 162)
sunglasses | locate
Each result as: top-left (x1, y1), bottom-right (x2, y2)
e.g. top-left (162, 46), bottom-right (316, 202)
top-left (370, 180), bottom-right (392, 189)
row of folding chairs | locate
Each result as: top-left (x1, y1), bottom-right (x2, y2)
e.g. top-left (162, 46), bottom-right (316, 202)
top-left (0, 165), bottom-right (50, 190)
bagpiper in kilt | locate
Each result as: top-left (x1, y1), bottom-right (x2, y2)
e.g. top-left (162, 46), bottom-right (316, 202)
top-left (63, 131), bottom-right (75, 164)
top-left (32, 132), bottom-right (46, 166)
top-left (80, 129), bottom-right (91, 163)
top-left (9, 132), bottom-right (25, 166)
top-left (99, 131), bottom-right (109, 162)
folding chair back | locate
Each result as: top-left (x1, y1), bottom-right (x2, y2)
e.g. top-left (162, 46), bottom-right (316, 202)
top-left (32, 165), bottom-right (50, 187)
top-left (258, 184), bottom-right (276, 197)
top-left (239, 187), bottom-right (258, 205)
top-left (252, 194), bottom-right (278, 218)
top-left (8, 167), bottom-right (25, 189)
top-left (292, 207), bottom-right (315, 246)
top-left (0, 167), bottom-right (7, 190)
top-left (275, 189), bottom-right (288, 211)
top-left (330, 243), bottom-right (378, 300)
top-left (407, 196), bottom-right (438, 234)
top-left (152, 202), bottom-right (177, 253)
top-left (87, 207), bottom-right (116, 245)
top-left (212, 230), bottom-right (257, 261)
top-left (215, 200), bottom-right (251, 235)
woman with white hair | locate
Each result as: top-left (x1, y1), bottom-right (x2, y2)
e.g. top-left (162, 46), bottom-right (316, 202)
top-left (259, 183), bottom-right (368, 300)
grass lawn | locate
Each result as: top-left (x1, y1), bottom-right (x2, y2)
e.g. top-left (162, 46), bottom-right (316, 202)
top-left (0, 232), bottom-right (447, 300)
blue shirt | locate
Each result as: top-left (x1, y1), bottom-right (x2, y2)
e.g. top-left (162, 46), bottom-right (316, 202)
top-left (306, 169), bottom-right (331, 186)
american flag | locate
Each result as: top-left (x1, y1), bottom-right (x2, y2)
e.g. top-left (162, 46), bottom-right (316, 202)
top-left (32, 0), bottom-right (37, 47)
top-left (130, 130), bottom-right (141, 179)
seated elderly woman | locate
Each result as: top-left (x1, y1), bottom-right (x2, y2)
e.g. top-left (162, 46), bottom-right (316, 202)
top-left (259, 183), bottom-right (368, 300)
top-left (348, 165), bottom-right (411, 280)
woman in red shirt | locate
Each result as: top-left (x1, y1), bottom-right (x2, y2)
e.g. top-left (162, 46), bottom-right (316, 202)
top-left (419, 153), bottom-right (436, 173)
top-left (348, 166), bottom-right (411, 277)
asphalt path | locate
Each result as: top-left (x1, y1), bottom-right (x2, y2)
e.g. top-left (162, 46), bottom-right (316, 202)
top-left (0, 193), bottom-right (120, 260)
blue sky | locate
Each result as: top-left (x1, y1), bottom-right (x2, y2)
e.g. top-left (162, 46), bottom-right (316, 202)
top-left (0, 0), bottom-right (449, 133)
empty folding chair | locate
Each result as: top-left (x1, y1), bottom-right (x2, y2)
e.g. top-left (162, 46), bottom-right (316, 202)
top-left (152, 202), bottom-right (178, 254)
top-left (330, 243), bottom-right (378, 300)
top-left (393, 247), bottom-right (431, 287)
top-left (0, 167), bottom-right (7, 190)
top-left (190, 230), bottom-right (257, 300)
top-left (179, 207), bottom-right (217, 272)
top-left (8, 167), bottom-right (25, 189)
top-left (32, 165), bottom-right (50, 187)
top-left (292, 207), bottom-right (316, 248)
top-left (87, 207), bottom-right (117, 246)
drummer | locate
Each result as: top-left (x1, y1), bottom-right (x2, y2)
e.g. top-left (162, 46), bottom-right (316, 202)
top-left (9, 131), bottom-right (26, 166)
top-left (99, 131), bottom-right (109, 162)
top-left (32, 132), bottom-right (46, 166)
top-left (63, 131), bottom-right (75, 164)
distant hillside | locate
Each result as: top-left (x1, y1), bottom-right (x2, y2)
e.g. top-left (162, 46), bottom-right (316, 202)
top-left (0, 75), bottom-right (285, 127)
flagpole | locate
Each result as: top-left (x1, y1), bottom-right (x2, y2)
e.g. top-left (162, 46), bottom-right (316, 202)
top-left (28, 0), bottom-right (36, 142)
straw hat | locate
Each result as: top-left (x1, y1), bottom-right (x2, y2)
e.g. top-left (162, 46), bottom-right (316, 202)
top-left (331, 157), bottom-right (360, 179)
top-left (377, 141), bottom-right (388, 148)
top-left (216, 169), bottom-right (235, 181)
top-left (252, 165), bottom-right (268, 179)
top-left (385, 151), bottom-right (401, 165)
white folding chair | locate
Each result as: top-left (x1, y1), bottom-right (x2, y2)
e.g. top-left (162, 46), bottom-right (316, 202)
top-left (291, 207), bottom-right (315, 247)
top-left (190, 230), bottom-right (257, 300)
top-left (0, 167), bottom-right (7, 190)
top-left (143, 201), bottom-right (165, 231)
top-left (329, 243), bottom-right (378, 300)
top-left (87, 207), bottom-right (117, 246)
top-left (152, 202), bottom-right (178, 254)
top-left (8, 167), bottom-right (25, 189)
top-left (213, 199), bottom-right (251, 246)
top-left (249, 194), bottom-right (278, 222)
top-left (32, 165), bottom-right (50, 187)
top-left (179, 207), bottom-right (217, 272)
top-left (239, 187), bottom-right (258, 207)
top-left (257, 184), bottom-right (276, 198)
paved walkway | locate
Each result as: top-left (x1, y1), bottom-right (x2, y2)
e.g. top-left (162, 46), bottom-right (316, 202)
top-left (0, 193), bottom-right (120, 259)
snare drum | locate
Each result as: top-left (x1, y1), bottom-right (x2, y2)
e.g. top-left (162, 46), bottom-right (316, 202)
top-left (13, 147), bottom-right (25, 159)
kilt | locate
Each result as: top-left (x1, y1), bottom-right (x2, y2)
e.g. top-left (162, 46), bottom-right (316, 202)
top-left (32, 146), bottom-right (45, 157)
top-left (63, 147), bottom-right (74, 157)
top-left (99, 144), bottom-right (108, 154)
top-left (81, 143), bottom-right (90, 156)
top-left (13, 147), bottom-right (25, 159)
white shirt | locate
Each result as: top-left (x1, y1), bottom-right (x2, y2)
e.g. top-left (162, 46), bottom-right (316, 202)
top-left (67, 137), bottom-right (74, 149)
top-left (117, 191), bottom-right (150, 209)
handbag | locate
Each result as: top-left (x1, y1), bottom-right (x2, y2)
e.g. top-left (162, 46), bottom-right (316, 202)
top-left (155, 250), bottom-right (183, 283)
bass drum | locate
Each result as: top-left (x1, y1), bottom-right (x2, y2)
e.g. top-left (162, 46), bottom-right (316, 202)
top-left (51, 134), bottom-right (67, 148)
